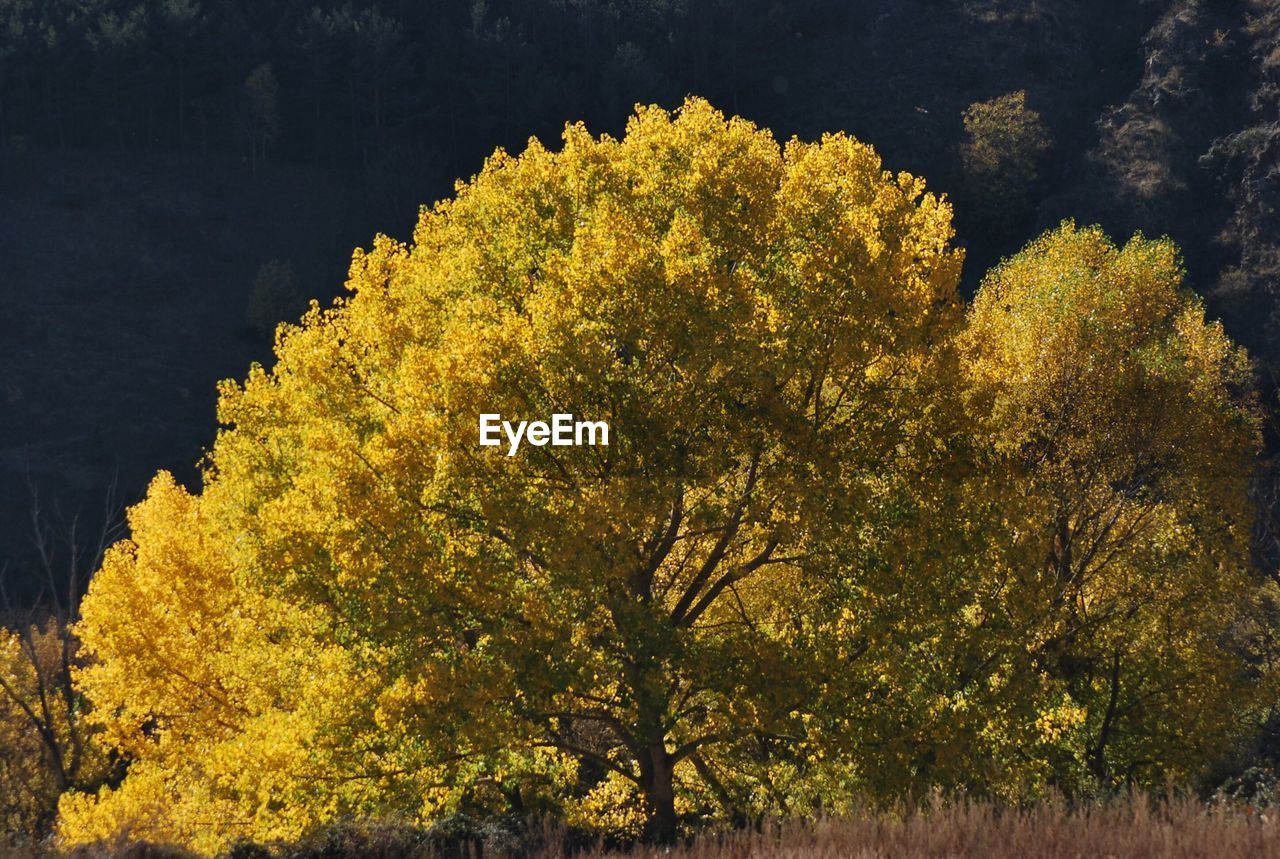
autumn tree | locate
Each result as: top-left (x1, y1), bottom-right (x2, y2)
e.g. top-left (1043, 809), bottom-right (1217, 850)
top-left (961, 222), bottom-right (1261, 791)
top-left (0, 487), bottom-right (116, 841)
top-left (59, 105), bottom-right (1267, 854)
top-left (0, 622), bottom-right (100, 839)
top-left (63, 98), bottom-right (964, 848)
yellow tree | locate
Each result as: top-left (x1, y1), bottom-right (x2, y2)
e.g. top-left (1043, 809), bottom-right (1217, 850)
top-left (64, 98), bottom-right (964, 847)
top-left (0, 622), bottom-right (100, 839)
top-left (961, 222), bottom-right (1262, 791)
top-left (0, 492), bottom-right (115, 842)
top-left (61, 105), bottom-right (1267, 853)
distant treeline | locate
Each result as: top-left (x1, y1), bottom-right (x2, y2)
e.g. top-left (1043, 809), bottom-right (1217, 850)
top-left (0, 0), bottom-right (841, 171)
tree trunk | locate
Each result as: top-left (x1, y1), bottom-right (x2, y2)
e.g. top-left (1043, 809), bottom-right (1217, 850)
top-left (1088, 651), bottom-right (1123, 785)
top-left (641, 742), bottom-right (677, 844)
top-left (177, 56), bottom-right (185, 146)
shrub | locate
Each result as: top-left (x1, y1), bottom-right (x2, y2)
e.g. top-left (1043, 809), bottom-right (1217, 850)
top-left (245, 260), bottom-right (304, 339)
top-left (959, 90), bottom-right (1052, 224)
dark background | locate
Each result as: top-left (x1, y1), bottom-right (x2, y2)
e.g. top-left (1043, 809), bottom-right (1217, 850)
top-left (2, 0), bottom-right (1278, 602)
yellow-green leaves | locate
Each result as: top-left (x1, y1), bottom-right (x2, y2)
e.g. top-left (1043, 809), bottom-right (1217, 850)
top-left (61, 108), bottom-right (1265, 854)
top-left (961, 222), bottom-right (1261, 791)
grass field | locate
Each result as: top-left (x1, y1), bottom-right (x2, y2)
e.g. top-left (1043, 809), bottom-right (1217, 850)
top-left (574, 800), bottom-right (1280, 859)
top-left (6, 796), bottom-right (1276, 859)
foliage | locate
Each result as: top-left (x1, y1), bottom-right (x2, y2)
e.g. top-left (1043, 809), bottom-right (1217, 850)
top-left (57, 104), bottom-right (1266, 854)
top-left (64, 97), bottom-right (966, 849)
top-left (56, 474), bottom-right (382, 856)
top-left (245, 260), bottom-right (303, 339)
top-left (0, 621), bottom-right (100, 840)
top-left (961, 222), bottom-right (1262, 793)
top-left (959, 91), bottom-right (1052, 225)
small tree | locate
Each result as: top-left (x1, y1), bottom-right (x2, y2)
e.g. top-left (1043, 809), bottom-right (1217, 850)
top-left (959, 90), bottom-right (1052, 225)
top-left (241, 64), bottom-right (280, 175)
top-left (961, 222), bottom-right (1261, 791)
top-left (0, 487), bottom-right (118, 841)
top-left (245, 259), bottom-right (303, 339)
top-left (0, 622), bottom-right (93, 839)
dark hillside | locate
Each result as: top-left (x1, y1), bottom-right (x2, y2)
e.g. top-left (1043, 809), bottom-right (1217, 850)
top-left (770, 0), bottom-right (1164, 273)
top-left (0, 149), bottom-right (384, 599)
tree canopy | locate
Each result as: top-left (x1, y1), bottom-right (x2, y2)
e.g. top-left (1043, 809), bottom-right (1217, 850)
top-left (961, 223), bottom-right (1261, 790)
top-left (58, 100), bottom-right (1265, 853)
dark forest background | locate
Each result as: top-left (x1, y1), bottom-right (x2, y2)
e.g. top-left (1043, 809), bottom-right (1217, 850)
top-left (1, 0), bottom-right (1279, 607)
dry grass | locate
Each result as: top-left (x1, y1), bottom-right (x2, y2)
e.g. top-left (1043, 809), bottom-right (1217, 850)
top-left (559, 798), bottom-right (1280, 859)
top-left (4, 796), bottom-right (1279, 858)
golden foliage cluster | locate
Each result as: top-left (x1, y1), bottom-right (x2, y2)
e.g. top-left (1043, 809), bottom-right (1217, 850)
top-left (49, 99), bottom-right (1267, 853)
